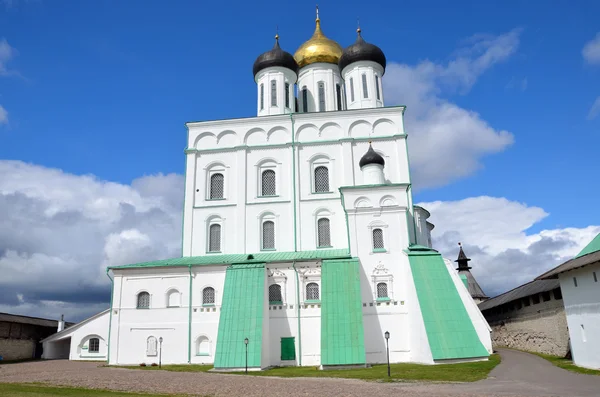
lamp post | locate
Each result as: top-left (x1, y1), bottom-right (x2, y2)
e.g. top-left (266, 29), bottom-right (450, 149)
top-left (244, 338), bottom-right (249, 374)
top-left (158, 337), bottom-right (163, 369)
top-left (384, 331), bottom-right (390, 377)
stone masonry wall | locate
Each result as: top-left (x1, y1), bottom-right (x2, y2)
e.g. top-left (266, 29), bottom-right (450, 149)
top-left (486, 298), bottom-right (569, 356)
top-left (0, 339), bottom-right (35, 361)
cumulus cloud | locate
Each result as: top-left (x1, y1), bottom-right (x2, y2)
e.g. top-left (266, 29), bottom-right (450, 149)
top-left (0, 160), bottom-right (183, 322)
top-left (0, 38), bottom-right (16, 76)
top-left (583, 33), bottom-right (600, 65)
top-left (0, 105), bottom-right (7, 124)
top-left (421, 196), bottom-right (600, 297)
top-left (587, 96), bottom-right (600, 120)
top-left (383, 29), bottom-right (519, 189)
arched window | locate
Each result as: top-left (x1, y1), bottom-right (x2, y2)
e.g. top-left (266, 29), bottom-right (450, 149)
top-left (318, 82), bottom-right (325, 112)
top-left (271, 80), bottom-right (277, 106)
top-left (146, 336), bottom-right (157, 356)
top-left (208, 224), bottom-right (221, 252)
top-left (306, 282), bottom-right (319, 301)
top-left (373, 228), bottom-right (384, 250)
top-left (285, 83), bottom-right (290, 108)
top-left (210, 173), bottom-right (224, 199)
top-left (269, 284), bottom-right (283, 304)
top-left (167, 289), bottom-right (180, 307)
top-left (362, 73), bottom-right (368, 98)
top-left (137, 292), bottom-right (150, 309)
top-left (375, 75), bottom-right (381, 100)
top-left (317, 218), bottom-right (331, 247)
top-left (302, 86), bottom-right (308, 112)
top-left (89, 337), bottom-right (100, 353)
top-left (197, 336), bottom-right (210, 356)
top-left (261, 169), bottom-right (276, 196)
top-left (349, 77), bottom-right (355, 102)
top-left (377, 282), bottom-right (388, 299)
top-left (336, 84), bottom-right (342, 110)
top-left (260, 83), bottom-right (264, 110)
top-left (314, 166), bottom-right (329, 193)
top-left (262, 220), bottom-right (275, 250)
top-left (203, 287), bottom-right (215, 305)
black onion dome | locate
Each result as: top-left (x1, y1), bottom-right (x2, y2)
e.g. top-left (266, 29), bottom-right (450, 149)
top-left (359, 144), bottom-right (385, 168)
top-left (338, 29), bottom-right (386, 74)
top-left (253, 36), bottom-right (299, 78)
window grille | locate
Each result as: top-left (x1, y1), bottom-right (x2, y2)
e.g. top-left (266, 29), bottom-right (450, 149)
top-left (146, 336), bottom-right (157, 356)
top-left (137, 292), bottom-right (150, 309)
top-left (362, 74), bottom-right (368, 98)
top-left (262, 221), bottom-right (275, 250)
top-left (336, 84), bottom-right (342, 110)
top-left (306, 282), bottom-right (319, 300)
top-left (89, 338), bottom-right (100, 353)
top-left (210, 173), bottom-right (224, 199)
top-left (302, 86), bottom-right (308, 112)
top-left (350, 78), bottom-right (355, 102)
top-left (314, 166), bottom-right (329, 193)
top-left (271, 80), bottom-right (277, 106)
top-left (208, 224), bottom-right (221, 252)
top-left (269, 284), bottom-right (283, 303)
top-left (285, 83), bottom-right (290, 108)
top-left (373, 228), bottom-right (384, 249)
top-left (317, 218), bottom-right (331, 247)
top-left (261, 170), bottom-right (276, 196)
top-left (203, 287), bottom-right (215, 305)
top-left (318, 82), bottom-right (325, 112)
top-left (375, 75), bottom-right (381, 100)
top-left (377, 282), bottom-right (388, 298)
top-left (260, 83), bottom-right (264, 110)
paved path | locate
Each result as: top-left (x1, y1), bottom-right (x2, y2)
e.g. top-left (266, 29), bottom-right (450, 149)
top-left (1, 349), bottom-right (599, 396)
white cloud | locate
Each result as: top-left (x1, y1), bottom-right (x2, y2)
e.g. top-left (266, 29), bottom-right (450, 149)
top-left (421, 196), bottom-right (600, 297)
top-left (583, 33), bottom-right (600, 65)
top-left (0, 38), bottom-right (16, 75)
top-left (383, 30), bottom-right (519, 189)
top-left (587, 96), bottom-right (600, 120)
top-left (0, 105), bottom-right (7, 124)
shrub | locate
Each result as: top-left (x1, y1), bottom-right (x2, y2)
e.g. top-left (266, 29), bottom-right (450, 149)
top-left (139, 363), bottom-right (146, 367)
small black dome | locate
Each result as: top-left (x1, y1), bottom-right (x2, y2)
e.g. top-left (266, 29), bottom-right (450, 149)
top-left (253, 36), bottom-right (299, 78)
top-left (338, 30), bottom-right (386, 74)
top-left (359, 144), bottom-right (385, 168)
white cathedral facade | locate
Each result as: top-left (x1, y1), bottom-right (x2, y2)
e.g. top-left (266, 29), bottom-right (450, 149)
top-left (42, 11), bottom-right (492, 369)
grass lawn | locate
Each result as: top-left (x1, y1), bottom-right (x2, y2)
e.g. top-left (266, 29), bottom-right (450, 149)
top-left (0, 383), bottom-right (191, 397)
top-left (532, 352), bottom-right (600, 376)
top-left (122, 354), bottom-right (500, 382)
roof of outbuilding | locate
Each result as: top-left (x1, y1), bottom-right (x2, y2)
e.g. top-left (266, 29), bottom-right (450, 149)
top-left (537, 233), bottom-right (600, 280)
top-left (0, 312), bottom-right (74, 328)
top-left (478, 279), bottom-right (560, 311)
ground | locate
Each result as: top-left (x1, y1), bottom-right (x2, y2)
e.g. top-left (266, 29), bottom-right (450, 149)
top-left (1, 349), bottom-right (600, 396)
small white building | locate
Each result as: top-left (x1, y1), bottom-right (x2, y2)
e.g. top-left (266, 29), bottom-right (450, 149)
top-left (538, 233), bottom-right (600, 369)
top-left (41, 9), bottom-right (492, 368)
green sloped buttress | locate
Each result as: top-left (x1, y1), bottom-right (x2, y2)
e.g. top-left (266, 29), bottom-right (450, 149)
top-left (407, 249), bottom-right (489, 361)
top-left (214, 263), bottom-right (265, 369)
top-left (321, 258), bottom-right (366, 366)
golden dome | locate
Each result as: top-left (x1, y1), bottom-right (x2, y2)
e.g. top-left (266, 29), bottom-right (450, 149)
top-left (294, 17), bottom-right (343, 68)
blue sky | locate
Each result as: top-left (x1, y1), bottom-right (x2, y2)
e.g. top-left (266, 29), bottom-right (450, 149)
top-left (1, 0), bottom-right (600, 320)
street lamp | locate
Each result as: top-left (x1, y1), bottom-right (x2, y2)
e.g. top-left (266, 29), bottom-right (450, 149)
top-left (244, 338), bottom-right (249, 374)
top-left (384, 331), bottom-right (390, 377)
top-left (158, 337), bottom-right (163, 369)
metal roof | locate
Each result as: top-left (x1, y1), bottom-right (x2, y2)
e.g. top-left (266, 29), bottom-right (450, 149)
top-left (0, 312), bottom-right (74, 328)
top-left (109, 249), bottom-right (351, 270)
top-left (537, 234), bottom-right (600, 280)
top-left (458, 270), bottom-right (489, 299)
top-left (478, 279), bottom-right (560, 311)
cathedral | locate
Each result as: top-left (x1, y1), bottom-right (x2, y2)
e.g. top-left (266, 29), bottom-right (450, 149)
top-left (41, 9), bottom-right (492, 369)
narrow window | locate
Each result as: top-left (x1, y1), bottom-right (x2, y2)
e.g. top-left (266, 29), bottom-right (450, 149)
top-left (515, 300), bottom-right (522, 310)
top-left (208, 224), bottom-right (221, 252)
top-left (261, 169), bottom-right (276, 196)
top-left (260, 83), bottom-right (264, 110)
top-left (262, 220), bottom-right (275, 250)
top-left (594, 272), bottom-right (598, 282)
top-left (581, 324), bottom-right (586, 342)
top-left (317, 218), bottom-right (331, 247)
top-left (553, 288), bottom-right (562, 300)
top-left (269, 284), bottom-right (283, 304)
top-left (302, 86), bottom-right (308, 112)
top-left (375, 75), bottom-right (381, 100)
top-left (574, 277), bottom-right (578, 287)
top-left (167, 290), bottom-right (180, 307)
top-left (532, 294), bottom-right (540, 304)
top-left (306, 282), bottom-right (319, 301)
top-left (362, 73), bottom-right (368, 98)
top-left (197, 336), bottom-right (210, 356)
top-left (137, 292), bottom-right (150, 309)
top-left (542, 291), bottom-right (551, 302)
top-left (314, 166), bottom-right (329, 193)
top-left (373, 228), bottom-right (384, 250)
top-left (210, 173), bottom-right (224, 199)
top-left (285, 83), bottom-right (290, 108)
top-left (377, 282), bottom-right (388, 298)
top-left (202, 287), bottom-right (215, 305)
top-left (318, 82), bottom-right (325, 112)
top-left (336, 84), bottom-right (342, 110)
top-left (89, 338), bottom-right (100, 353)
top-left (523, 297), bottom-right (530, 306)
top-left (146, 336), bottom-right (157, 356)
top-left (271, 80), bottom-right (277, 106)
top-left (349, 78), bottom-right (355, 102)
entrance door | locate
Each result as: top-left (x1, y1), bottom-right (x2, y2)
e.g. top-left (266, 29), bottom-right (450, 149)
top-left (280, 337), bottom-right (296, 361)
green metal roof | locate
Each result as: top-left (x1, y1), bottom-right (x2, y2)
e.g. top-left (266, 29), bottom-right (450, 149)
top-left (576, 233), bottom-right (600, 258)
top-left (108, 249), bottom-right (350, 270)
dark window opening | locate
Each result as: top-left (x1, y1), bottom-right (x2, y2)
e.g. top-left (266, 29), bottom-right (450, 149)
top-left (285, 83), bottom-right (290, 108)
top-left (553, 288), bottom-right (563, 300)
top-left (523, 297), bottom-right (531, 306)
top-left (336, 84), bottom-right (342, 110)
top-left (302, 86), bottom-right (308, 112)
top-left (532, 294), bottom-right (540, 304)
top-left (542, 291), bottom-right (551, 302)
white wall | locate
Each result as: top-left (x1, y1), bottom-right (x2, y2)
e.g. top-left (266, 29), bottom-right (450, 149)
top-left (341, 60), bottom-right (385, 110)
top-left (559, 263), bottom-right (600, 369)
